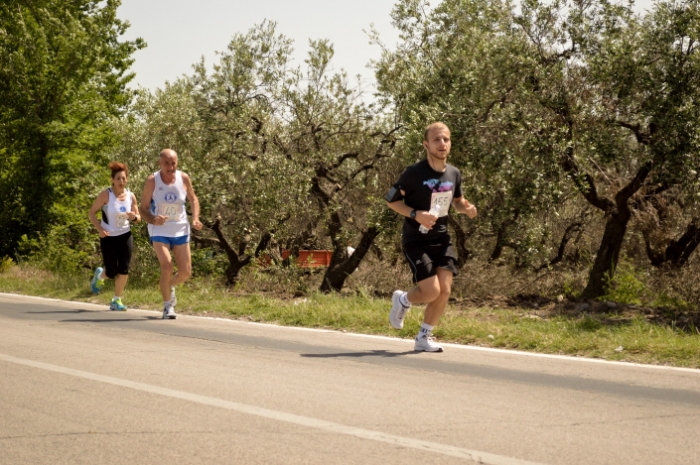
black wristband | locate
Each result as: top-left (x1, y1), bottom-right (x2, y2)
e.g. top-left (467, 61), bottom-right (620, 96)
top-left (409, 209), bottom-right (417, 219)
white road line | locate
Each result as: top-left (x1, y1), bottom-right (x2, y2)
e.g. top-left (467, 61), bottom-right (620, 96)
top-left (0, 352), bottom-right (546, 465)
top-left (3, 292), bottom-right (699, 374)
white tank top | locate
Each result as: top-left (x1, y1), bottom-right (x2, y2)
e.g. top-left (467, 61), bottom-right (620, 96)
top-left (100, 189), bottom-right (132, 237)
top-left (147, 170), bottom-right (190, 238)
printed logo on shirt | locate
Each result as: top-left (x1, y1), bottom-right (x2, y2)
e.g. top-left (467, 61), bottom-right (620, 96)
top-left (164, 192), bottom-right (178, 203)
top-left (423, 179), bottom-right (454, 192)
top-left (119, 206), bottom-right (127, 212)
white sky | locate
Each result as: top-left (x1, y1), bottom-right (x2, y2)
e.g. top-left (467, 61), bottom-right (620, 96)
top-left (118, 0), bottom-right (656, 94)
top-left (118, 0), bottom-right (399, 96)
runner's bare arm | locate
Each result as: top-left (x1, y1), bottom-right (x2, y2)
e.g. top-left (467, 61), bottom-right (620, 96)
top-left (387, 198), bottom-right (436, 228)
top-left (88, 190), bottom-right (110, 237)
top-left (138, 175), bottom-right (158, 224)
top-left (182, 173), bottom-right (202, 230)
top-left (452, 197), bottom-right (477, 219)
top-left (129, 192), bottom-right (141, 222)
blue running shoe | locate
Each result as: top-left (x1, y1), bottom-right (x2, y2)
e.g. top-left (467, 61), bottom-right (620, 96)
top-left (90, 267), bottom-right (104, 295)
top-left (109, 298), bottom-right (127, 311)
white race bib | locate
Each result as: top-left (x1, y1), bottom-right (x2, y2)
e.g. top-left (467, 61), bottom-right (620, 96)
top-left (158, 203), bottom-right (181, 221)
top-left (116, 213), bottom-right (129, 228)
top-left (430, 191), bottom-right (453, 217)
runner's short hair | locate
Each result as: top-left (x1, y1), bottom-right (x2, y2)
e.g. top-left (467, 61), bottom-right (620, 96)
top-left (423, 122), bottom-right (450, 141)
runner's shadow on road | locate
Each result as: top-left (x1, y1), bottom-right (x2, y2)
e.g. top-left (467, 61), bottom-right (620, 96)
top-left (59, 317), bottom-right (163, 322)
top-left (26, 309), bottom-right (100, 314)
top-left (300, 350), bottom-right (417, 359)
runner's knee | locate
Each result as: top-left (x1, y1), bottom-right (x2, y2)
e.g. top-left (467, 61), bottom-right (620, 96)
top-left (160, 261), bottom-right (174, 274)
top-left (417, 281), bottom-right (441, 302)
top-left (439, 285), bottom-right (451, 300)
top-left (178, 266), bottom-right (191, 280)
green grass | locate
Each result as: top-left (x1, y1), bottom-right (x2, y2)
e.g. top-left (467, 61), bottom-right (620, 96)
top-left (2, 263), bottom-right (700, 369)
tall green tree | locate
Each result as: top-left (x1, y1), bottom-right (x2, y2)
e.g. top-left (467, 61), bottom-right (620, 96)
top-left (0, 0), bottom-right (144, 258)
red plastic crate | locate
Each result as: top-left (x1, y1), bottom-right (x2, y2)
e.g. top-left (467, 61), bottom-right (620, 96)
top-left (281, 250), bottom-right (333, 268)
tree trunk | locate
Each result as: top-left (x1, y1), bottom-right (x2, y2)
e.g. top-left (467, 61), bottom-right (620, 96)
top-left (489, 208), bottom-right (520, 262)
top-left (646, 220), bottom-right (700, 268)
top-left (320, 226), bottom-right (381, 293)
top-left (448, 215), bottom-right (472, 268)
top-left (196, 219), bottom-right (270, 287)
top-left (535, 222), bottom-right (583, 272)
top-left (581, 209), bottom-right (630, 299)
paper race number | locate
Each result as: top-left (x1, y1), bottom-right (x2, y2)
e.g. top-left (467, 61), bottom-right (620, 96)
top-left (115, 213), bottom-right (129, 228)
top-left (430, 191), bottom-right (453, 217)
top-left (158, 203), bottom-right (181, 221)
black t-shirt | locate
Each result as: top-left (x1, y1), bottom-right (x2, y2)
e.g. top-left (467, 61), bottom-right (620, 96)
top-left (390, 159), bottom-right (463, 244)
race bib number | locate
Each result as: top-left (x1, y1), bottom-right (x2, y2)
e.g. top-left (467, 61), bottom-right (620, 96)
top-left (116, 213), bottom-right (129, 228)
top-left (158, 203), bottom-right (181, 221)
top-left (430, 191), bottom-right (453, 217)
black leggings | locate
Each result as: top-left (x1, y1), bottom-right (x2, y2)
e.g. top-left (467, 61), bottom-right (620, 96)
top-left (100, 231), bottom-right (133, 279)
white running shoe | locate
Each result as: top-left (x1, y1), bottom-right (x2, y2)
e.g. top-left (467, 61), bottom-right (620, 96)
top-left (162, 304), bottom-right (177, 320)
top-left (389, 290), bottom-right (410, 329)
top-left (414, 334), bottom-right (443, 352)
top-left (170, 286), bottom-right (177, 306)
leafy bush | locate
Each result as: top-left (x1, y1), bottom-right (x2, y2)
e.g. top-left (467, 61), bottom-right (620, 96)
top-left (602, 262), bottom-right (646, 305)
top-left (0, 256), bottom-right (14, 273)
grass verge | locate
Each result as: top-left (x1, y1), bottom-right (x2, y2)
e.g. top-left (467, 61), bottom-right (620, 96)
top-left (1, 263), bottom-right (699, 369)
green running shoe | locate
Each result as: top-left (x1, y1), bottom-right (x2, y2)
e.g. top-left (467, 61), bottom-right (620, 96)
top-left (109, 298), bottom-right (127, 311)
top-left (90, 267), bottom-right (104, 294)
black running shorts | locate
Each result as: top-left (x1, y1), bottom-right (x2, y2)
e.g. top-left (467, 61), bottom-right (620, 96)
top-left (402, 236), bottom-right (459, 284)
top-left (99, 231), bottom-right (133, 279)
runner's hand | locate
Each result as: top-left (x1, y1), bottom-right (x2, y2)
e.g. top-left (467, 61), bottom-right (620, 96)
top-left (417, 211), bottom-right (438, 229)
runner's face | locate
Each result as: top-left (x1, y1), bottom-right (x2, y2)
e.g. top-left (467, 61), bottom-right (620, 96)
top-left (423, 127), bottom-right (451, 160)
top-left (112, 171), bottom-right (127, 190)
top-left (159, 154), bottom-right (178, 176)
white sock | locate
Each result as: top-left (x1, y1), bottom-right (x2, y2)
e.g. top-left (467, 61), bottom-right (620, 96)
top-left (112, 296), bottom-right (119, 301)
top-left (399, 292), bottom-right (410, 307)
top-left (417, 322), bottom-right (433, 339)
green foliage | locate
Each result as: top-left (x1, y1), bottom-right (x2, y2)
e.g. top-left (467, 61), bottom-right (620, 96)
top-left (0, 256), bottom-right (14, 273)
top-left (602, 262), bottom-right (646, 305)
top-left (191, 247), bottom-right (228, 277)
top-left (652, 292), bottom-right (691, 312)
top-left (0, 0), bottom-right (144, 257)
top-left (16, 199), bottom-right (97, 274)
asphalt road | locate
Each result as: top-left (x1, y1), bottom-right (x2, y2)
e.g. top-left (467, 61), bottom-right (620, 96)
top-left (1, 292), bottom-right (699, 465)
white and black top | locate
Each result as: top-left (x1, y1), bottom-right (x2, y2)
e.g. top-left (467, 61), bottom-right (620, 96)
top-left (100, 188), bottom-right (132, 237)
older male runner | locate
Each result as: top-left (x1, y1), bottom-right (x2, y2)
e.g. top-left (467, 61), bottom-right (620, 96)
top-left (385, 122), bottom-right (478, 352)
top-left (139, 149), bottom-right (203, 319)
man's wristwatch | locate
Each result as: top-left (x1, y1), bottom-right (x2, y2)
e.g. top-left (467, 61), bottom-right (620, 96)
top-left (409, 209), bottom-right (417, 219)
